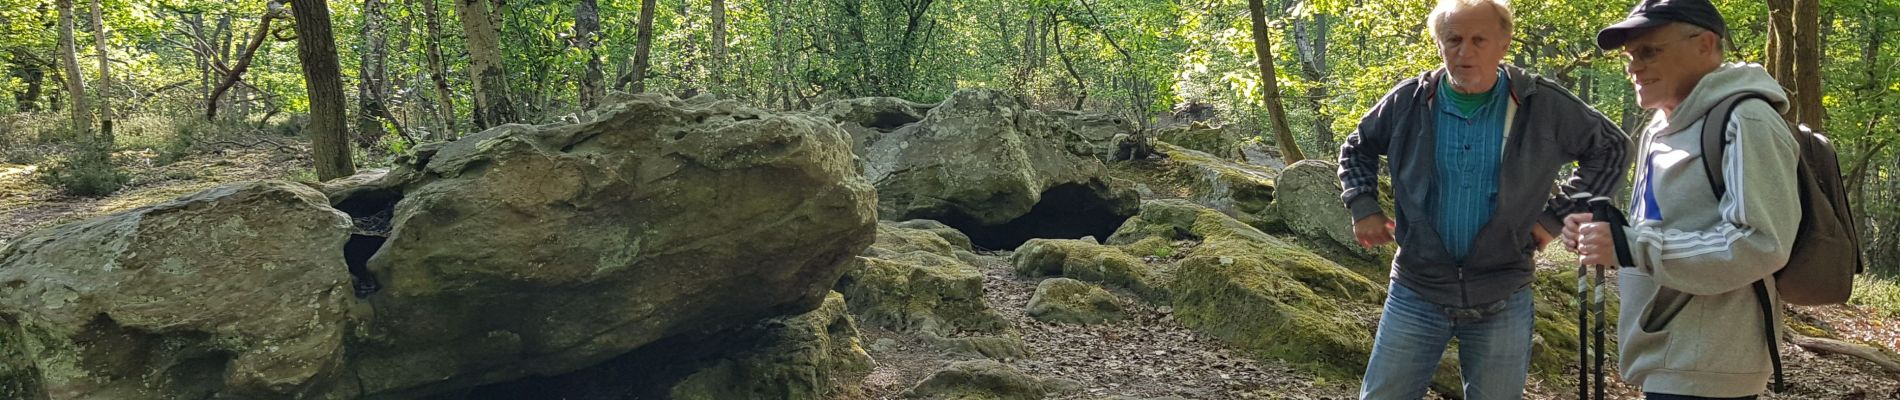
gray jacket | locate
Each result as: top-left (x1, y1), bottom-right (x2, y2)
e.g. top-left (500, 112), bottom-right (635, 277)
top-left (1338, 65), bottom-right (1631, 308)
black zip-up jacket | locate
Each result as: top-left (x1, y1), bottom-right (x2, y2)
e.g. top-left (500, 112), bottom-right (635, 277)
top-left (1338, 65), bottom-right (1631, 308)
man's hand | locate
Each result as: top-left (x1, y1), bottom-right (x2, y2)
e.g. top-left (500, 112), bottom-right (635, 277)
top-left (1353, 213), bottom-right (1396, 249)
top-left (1560, 213), bottom-right (1593, 253)
top-left (1576, 221), bottom-right (1618, 267)
top-left (1531, 225), bottom-right (1554, 251)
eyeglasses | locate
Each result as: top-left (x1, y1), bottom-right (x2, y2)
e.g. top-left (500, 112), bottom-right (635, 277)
top-left (1621, 33), bottom-right (1704, 64)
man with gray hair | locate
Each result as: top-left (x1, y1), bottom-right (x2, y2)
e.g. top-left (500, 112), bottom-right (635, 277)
top-left (1568, 0), bottom-right (1799, 398)
top-left (1338, 0), bottom-right (1631, 397)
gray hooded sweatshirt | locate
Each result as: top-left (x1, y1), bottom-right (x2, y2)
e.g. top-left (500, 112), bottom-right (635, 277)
top-left (1615, 62), bottom-right (1800, 397)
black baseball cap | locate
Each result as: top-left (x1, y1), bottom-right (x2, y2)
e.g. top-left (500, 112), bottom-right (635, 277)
top-left (1595, 0), bottom-right (1729, 50)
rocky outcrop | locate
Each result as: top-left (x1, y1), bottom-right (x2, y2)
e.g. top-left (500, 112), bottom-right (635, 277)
top-left (3, 94), bottom-right (880, 399)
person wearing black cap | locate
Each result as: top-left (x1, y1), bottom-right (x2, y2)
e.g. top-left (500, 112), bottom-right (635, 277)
top-left (1338, 0), bottom-right (1631, 398)
top-left (1564, 0), bottom-right (1800, 399)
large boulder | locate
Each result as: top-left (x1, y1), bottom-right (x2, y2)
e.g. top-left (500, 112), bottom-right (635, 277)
top-left (1268, 159), bottom-right (1391, 273)
top-left (859, 89), bottom-right (1139, 249)
top-left (0, 181), bottom-right (357, 400)
top-left (338, 94), bottom-right (877, 397)
top-left (1106, 199), bottom-right (1383, 378)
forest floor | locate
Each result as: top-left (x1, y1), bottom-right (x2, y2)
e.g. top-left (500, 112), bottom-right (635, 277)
top-left (5, 140), bottom-right (1900, 399)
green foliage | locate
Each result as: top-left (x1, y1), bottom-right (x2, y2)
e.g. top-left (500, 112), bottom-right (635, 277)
top-left (1850, 274), bottom-right (1900, 319)
top-left (37, 151), bottom-right (126, 196)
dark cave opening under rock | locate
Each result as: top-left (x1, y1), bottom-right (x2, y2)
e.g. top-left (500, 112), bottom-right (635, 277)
top-left (332, 189), bottom-right (401, 298)
top-left (867, 110), bottom-right (924, 132)
top-left (934, 183), bottom-right (1133, 250)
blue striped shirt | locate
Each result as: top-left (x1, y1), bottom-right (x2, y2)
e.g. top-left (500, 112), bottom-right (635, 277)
top-left (1434, 71), bottom-right (1509, 260)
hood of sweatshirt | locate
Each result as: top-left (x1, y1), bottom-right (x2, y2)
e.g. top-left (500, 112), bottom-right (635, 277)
top-left (1653, 62), bottom-right (1789, 137)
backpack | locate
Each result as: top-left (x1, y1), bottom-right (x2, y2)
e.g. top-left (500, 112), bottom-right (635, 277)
top-left (1700, 93), bottom-right (1865, 304)
top-left (1699, 92), bottom-right (1866, 392)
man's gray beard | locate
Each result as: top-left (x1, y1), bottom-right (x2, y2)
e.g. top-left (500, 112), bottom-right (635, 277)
top-left (1446, 74), bottom-right (1479, 93)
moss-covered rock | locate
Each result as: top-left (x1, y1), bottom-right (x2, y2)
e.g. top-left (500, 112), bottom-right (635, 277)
top-left (1107, 199), bottom-right (1383, 379)
top-left (844, 253), bottom-right (1008, 336)
top-left (901, 360), bottom-right (1048, 400)
top-left (841, 223), bottom-right (1027, 359)
top-left (1011, 238), bottom-right (1167, 303)
top-left (1025, 278), bottom-right (1126, 325)
top-left (894, 219), bottom-right (975, 252)
top-left (1530, 266), bottom-right (1621, 387)
top-left (669, 292), bottom-right (873, 400)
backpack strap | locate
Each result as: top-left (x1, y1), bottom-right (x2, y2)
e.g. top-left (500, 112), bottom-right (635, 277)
top-left (1699, 92), bottom-right (1784, 392)
top-left (1699, 93), bottom-right (1772, 199)
top-left (1756, 280), bottom-right (1785, 392)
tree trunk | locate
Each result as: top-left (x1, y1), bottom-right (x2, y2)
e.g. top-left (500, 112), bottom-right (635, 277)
top-left (90, 0), bottom-right (111, 145)
top-left (1051, 14), bottom-right (1086, 110)
top-left (357, 0), bottom-right (396, 148)
top-left (421, 0), bottom-right (457, 135)
top-left (1247, 0), bottom-right (1304, 164)
top-left (458, 0), bottom-right (517, 128)
top-left (1015, 12), bottom-right (1038, 91)
top-left (674, 0), bottom-right (698, 97)
top-left (1790, 0), bottom-right (1822, 128)
top-left (56, 0), bottom-right (91, 137)
top-left (574, 0), bottom-right (603, 110)
top-left (207, 1), bottom-right (280, 120)
top-left (9, 57), bottom-right (44, 112)
top-left (1293, 12), bottom-right (1334, 153)
top-left (1765, 0), bottom-right (1796, 119)
top-left (619, 0), bottom-right (657, 93)
top-left (190, 12), bottom-right (207, 105)
top-left (710, 0), bottom-right (726, 90)
top-left (291, 0), bottom-right (356, 181)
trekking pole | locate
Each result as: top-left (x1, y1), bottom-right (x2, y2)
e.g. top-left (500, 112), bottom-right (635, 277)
top-left (1589, 196), bottom-right (1619, 400)
top-left (1571, 192), bottom-right (1595, 400)
top-left (1577, 255), bottom-right (1591, 400)
top-left (1595, 244), bottom-right (1609, 400)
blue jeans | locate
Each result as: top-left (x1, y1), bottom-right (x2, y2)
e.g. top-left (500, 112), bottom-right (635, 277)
top-left (1360, 282), bottom-right (1535, 400)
